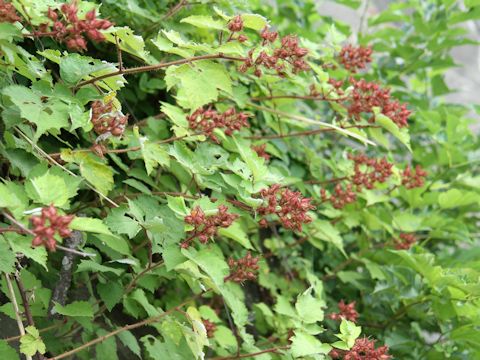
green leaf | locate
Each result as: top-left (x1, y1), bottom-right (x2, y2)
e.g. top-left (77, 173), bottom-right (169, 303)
top-left (53, 301), bottom-right (94, 318)
top-left (96, 328), bottom-right (119, 360)
top-left (310, 220), bottom-right (345, 255)
top-left (25, 172), bottom-right (70, 207)
top-left (180, 15), bottom-right (224, 30)
top-left (60, 54), bottom-right (112, 85)
top-left (240, 14), bottom-right (269, 30)
top-left (0, 181), bottom-right (28, 217)
top-left (438, 189), bottom-right (480, 209)
top-left (19, 326), bottom-right (46, 356)
top-left (337, 320), bottom-right (362, 348)
top-left (70, 217), bottom-right (113, 236)
top-left (295, 287), bottom-right (325, 324)
top-left (165, 60), bottom-right (232, 109)
top-left (118, 330), bottom-right (141, 357)
top-left (183, 245), bottom-right (229, 287)
top-left (105, 207), bottom-right (141, 239)
top-left (61, 151), bottom-right (114, 195)
top-left (0, 239), bottom-right (16, 274)
top-left (376, 113), bottom-right (411, 151)
top-left (218, 222), bottom-right (253, 249)
top-left (167, 195), bottom-right (189, 217)
top-left (0, 340), bottom-right (19, 360)
top-left (76, 260), bottom-right (123, 276)
top-left (97, 282), bottom-right (124, 311)
top-left (140, 140), bottom-right (170, 175)
top-left (290, 331), bottom-right (331, 357)
top-left (7, 233), bottom-right (48, 270)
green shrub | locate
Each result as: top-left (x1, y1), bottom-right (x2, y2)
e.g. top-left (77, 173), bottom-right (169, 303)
top-left (0, 0), bottom-right (479, 359)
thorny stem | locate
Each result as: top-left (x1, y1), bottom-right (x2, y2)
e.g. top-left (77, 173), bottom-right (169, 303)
top-left (75, 53), bottom-right (246, 89)
top-left (46, 291), bottom-right (208, 360)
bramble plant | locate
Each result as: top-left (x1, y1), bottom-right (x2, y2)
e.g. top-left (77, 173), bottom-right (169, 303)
top-left (0, 0), bottom-right (479, 359)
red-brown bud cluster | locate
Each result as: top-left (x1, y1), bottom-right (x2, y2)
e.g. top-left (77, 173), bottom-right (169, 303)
top-left (39, 2), bottom-right (112, 51)
top-left (239, 30), bottom-right (309, 77)
top-left (202, 319), bottom-right (217, 338)
top-left (182, 205), bottom-right (238, 248)
top-left (345, 79), bottom-right (411, 128)
top-left (228, 15), bottom-right (243, 32)
top-left (260, 27), bottom-right (279, 45)
top-left (320, 154), bottom-right (393, 209)
top-left (349, 153), bottom-right (393, 191)
top-left (0, 0), bottom-right (20, 23)
top-left (401, 165), bottom-right (427, 189)
top-left (91, 100), bottom-right (128, 137)
top-left (339, 44), bottom-right (373, 73)
top-left (329, 337), bottom-right (391, 360)
top-left (394, 233), bottom-right (416, 250)
top-left (252, 144), bottom-right (270, 161)
top-left (187, 107), bottom-right (250, 143)
top-left (321, 183), bottom-right (357, 209)
top-left (257, 184), bottom-right (315, 232)
top-left (224, 252), bottom-right (259, 283)
top-left (329, 300), bottom-right (359, 323)
top-left (30, 205), bottom-right (74, 251)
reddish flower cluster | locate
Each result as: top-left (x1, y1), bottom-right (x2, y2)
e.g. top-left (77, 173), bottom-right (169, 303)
top-left (240, 29), bottom-right (309, 77)
top-left (224, 252), bottom-right (260, 283)
top-left (401, 165), bottom-right (427, 189)
top-left (252, 144), bottom-right (271, 161)
top-left (329, 338), bottom-right (391, 360)
top-left (38, 2), bottom-right (112, 51)
top-left (30, 205), bottom-right (74, 251)
top-left (202, 319), bottom-right (217, 338)
top-left (329, 300), bottom-right (359, 322)
top-left (345, 79), bottom-right (411, 128)
top-left (0, 0), bottom-right (20, 23)
top-left (227, 15), bottom-right (248, 42)
top-left (321, 183), bottom-right (357, 209)
top-left (349, 153), bottom-right (393, 191)
top-left (187, 107), bottom-right (250, 143)
top-left (257, 184), bottom-right (315, 232)
top-left (182, 205), bottom-right (238, 248)
top-left (91, 100), bottom-right (128, 137)
top-left (394, 233), bottom-right (416, 250)
top-left (339, 44), bottom-right (373, 73)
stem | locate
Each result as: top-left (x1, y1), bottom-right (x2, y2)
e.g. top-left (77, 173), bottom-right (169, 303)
top-left (251, 94), bottom-right (347, 102)
top-left (209, 345), bottom-right (290, 360)
top-left (75, 54), bottom-right (246, 89)
top-left (48, 134), bottom-right (188, 158)
top-left (47, 292), bottom-right (206, 360)
top-left (5, 273), bottom-right (33, 360)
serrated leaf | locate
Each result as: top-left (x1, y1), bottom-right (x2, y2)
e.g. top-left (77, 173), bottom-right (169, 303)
top-left (295, 287), bottom-right (325, 324)
top-left (165, 60), bottom-right (232, 110)
top-left (70, 217), bottom-right (113, 235)
top-left (0, 181), bottom-right (28, 217)
top-left (240, 14), bottom-right (269, 30)
top-left (97, 282), bottom-right (124, 311)
top-left (25, 172), bottom-right (69, 207)
top-left (7, 233), bottom-right (48, 270)
top-left (0, 239), bottom-right (16, 274)
top-left (54, 301), bottom-right (94, 318)
top-left (0, 340), bottom-right (19, 360)
top-left (105, 207), bottom-right (141, 238)
top-left (76, 260), bottom-right (123, 276)
top-left (19, 326), bottom-right (46, 356)
top-left (181, 15), bottom-right (224, 30)
top-left (376, 113), bottom-right (411, 151)
top-left (290, 331), bottom-right (331, 358)
top-left (60, 54), bottom-right (112, 85)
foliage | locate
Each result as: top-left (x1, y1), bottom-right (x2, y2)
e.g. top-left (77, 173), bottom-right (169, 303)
top-left (0, 0), bottom-right (479, 359)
